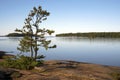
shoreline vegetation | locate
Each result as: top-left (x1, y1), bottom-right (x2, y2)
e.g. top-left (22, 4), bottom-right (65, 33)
top-left (56, 32), bottom-right (120, 38)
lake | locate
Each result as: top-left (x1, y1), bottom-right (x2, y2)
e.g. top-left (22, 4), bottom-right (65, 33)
top-left (0, 37), bottom-right (120, 66)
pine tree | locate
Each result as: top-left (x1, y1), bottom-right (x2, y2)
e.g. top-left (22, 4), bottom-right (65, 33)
top-left (15, 6), bottom-right (56, 60)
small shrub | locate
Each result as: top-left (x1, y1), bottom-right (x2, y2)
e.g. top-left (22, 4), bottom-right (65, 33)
top-left (1, 55), bottom-right (43, 70)
top-left (111, 72), bottom-right (120, 80)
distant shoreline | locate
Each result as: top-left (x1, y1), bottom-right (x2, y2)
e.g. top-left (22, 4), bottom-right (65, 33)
top-left (56, 32), bottom-right (120, 38)
top-left (1, 32), bottom-right (120, 38)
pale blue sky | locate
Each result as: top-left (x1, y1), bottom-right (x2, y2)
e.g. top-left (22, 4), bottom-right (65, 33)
top-left (0, 0), bottom-right (120, 35)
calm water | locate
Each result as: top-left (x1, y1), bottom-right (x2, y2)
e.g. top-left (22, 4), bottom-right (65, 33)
top-left (0, 37), bottom-right (120, 66)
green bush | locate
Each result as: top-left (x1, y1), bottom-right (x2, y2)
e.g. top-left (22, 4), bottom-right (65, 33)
top-left (111, 72), bottom-right (120, 80)
top-left (1, 55), bottom-right (43, 70)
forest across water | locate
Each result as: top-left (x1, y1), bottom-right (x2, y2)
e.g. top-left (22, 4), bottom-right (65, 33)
top-left (56, 32), bottom-right (120, 38)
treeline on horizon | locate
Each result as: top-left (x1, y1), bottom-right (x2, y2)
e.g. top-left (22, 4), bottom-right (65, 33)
top-left (7, 33), bottom-right (25, 37)
top-left (56, 32), bottom-right (120, 38)
top-left (6, 33), bottom-right (48, 37)
top-left (6, 33), bottom-right (53, 37)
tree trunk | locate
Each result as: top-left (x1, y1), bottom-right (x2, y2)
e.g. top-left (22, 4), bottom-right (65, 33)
top-left (30, 29), bottom-right (33, 58)
top-left (34, 37), bottom-right (37, 59)
top-left (30, 41), bottom-right (33, 58)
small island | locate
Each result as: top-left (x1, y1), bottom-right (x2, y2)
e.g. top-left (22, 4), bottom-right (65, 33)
top-left (6, 33), bottom-right (25, 37)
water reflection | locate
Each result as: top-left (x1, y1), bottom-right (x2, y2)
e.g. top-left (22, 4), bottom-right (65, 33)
top-left (8, 37), bottom-right (21, 41)
top-left (56, 37), bottom-right (120, 44)
top-left (0, 37), bottom-right (120, 66)
top-left (57, 37), bottom-right (120, 42)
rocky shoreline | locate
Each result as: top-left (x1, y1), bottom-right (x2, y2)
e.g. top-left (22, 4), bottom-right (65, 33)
top-left (0, 51), bottom-right (14, 60)
top-left (0, 60), bottom-right (120, 80)
top-left (0, 51), bottom-right (120, 80)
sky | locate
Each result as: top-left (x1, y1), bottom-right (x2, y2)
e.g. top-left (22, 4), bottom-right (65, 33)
top-left (0, 0), bottom-right (120, 35)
